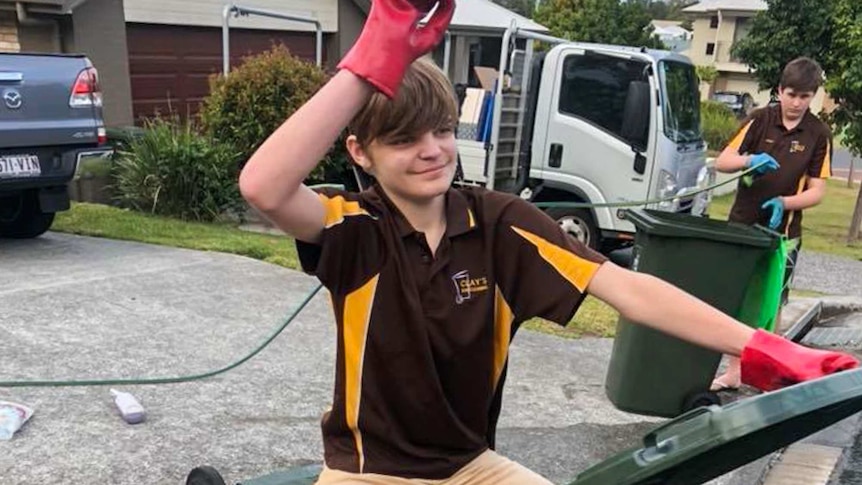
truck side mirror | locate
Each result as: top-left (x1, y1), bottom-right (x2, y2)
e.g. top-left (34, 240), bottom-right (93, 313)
top-left (621, 81), bottom-right (651, 152)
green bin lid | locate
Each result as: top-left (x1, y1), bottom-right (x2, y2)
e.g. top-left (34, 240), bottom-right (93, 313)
top-left (623, 209), bottom-right (777, 248)
top-left (570, 369), bottom-right (862, 485)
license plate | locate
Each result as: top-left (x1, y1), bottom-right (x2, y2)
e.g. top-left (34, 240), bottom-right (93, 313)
top-left (0, 154), bottom-right (41, 178)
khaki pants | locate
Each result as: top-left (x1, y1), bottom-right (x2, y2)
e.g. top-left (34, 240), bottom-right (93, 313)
top-left (314, 450), bottom-right (553, 485)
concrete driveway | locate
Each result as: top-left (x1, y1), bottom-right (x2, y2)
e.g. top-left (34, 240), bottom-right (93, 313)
top-left (0, 233), bottom-right (673, 485)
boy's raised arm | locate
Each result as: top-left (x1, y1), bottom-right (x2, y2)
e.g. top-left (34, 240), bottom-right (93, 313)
top-left (239, 73), bottom-right (372, 243)
top-left (238, 0), bottom-right (454, 243)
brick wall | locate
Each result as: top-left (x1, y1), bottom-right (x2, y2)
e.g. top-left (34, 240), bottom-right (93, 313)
top-left (0, 11), bottom-right (20, 53)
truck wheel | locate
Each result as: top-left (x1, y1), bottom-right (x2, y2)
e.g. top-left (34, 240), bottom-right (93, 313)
top-left (0, 192), bottom-right (55, 239)
top-left (546, 207), bottom-right (600, 250)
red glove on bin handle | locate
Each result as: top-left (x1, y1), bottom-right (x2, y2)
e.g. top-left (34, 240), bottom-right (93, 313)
top-left (741, 329), bottom-right (859, 391)
top-left (338, 0), bottom-right (455, 98)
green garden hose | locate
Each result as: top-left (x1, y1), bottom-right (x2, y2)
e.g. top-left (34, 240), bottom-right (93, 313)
top-left (0, 284), bottom-right (322, 388)
top-left (0, 169), bottom-right (757, 389)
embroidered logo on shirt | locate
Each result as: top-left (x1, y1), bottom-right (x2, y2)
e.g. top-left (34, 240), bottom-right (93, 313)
top-left (790, 140), bottom-right (806, 153)
top-left (452, 270), bottom-right (489, 304)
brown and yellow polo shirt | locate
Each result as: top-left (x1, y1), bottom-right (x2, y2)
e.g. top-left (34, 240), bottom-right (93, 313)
top-left (296, 185), bottom-right (607, 479)
top-left (726, 104), bottom-right (832, 239)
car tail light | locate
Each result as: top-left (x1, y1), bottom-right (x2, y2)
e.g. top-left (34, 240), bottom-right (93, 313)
top-left (69, 67), bottom-right (103, 108)
top-left (97, 126), bottom-right (107, 145)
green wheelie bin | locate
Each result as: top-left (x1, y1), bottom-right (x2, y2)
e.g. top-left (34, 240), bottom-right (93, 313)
top-left (604, 208), bottom-right (779, 418)
top-left (573, 368), bottom-right (862, 485)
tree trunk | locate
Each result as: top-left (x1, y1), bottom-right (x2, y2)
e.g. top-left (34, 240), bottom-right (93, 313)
top-left (850, 181), bottom-right (862, 242)
top-left (849, 156), bottom-right (856, 188)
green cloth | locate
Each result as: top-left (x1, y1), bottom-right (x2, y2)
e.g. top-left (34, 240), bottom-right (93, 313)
top-left (737, 237), bottom-right (791, 332)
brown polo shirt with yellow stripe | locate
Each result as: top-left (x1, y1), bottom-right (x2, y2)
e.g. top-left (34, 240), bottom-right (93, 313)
top-left (296, 185), bottom-right (607, 479)
top-left (726, 104), bottom-right (832, 238)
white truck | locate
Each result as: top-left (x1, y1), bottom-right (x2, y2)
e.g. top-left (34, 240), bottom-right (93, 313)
top-left (452, 25), bottom-right (712, 252)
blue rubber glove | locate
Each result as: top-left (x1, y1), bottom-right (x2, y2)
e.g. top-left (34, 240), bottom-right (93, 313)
top-left (761, 197), bottom-right (784, 229)
top-left (747, 153), bottom-right (780, 175)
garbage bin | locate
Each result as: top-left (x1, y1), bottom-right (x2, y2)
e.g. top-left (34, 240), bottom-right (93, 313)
top-left (604, 209), bottom-right (778, 418)
top-left (572, 369), bottom-right (862, 485)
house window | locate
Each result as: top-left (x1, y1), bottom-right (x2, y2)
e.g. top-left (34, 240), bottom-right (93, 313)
top-left (558, 54), bottom-right (650, 140)
top-left (710, 16), bottom-right (719, 28)
top-left (706, 43), bottom-right (716, 55)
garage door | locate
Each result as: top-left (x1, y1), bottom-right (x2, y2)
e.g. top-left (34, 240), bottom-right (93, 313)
top-left (126, 23), bottom-right (328, 122)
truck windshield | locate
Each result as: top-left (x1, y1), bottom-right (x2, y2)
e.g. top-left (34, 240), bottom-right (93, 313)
top-left (659, 60), bottom-right (702, 143)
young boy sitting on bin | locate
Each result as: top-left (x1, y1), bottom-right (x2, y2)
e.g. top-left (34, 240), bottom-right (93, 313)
top-left (238, 1), bottom-right (858, 483)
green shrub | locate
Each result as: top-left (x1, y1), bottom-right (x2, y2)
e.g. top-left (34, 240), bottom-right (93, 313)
top-left (200, 44), bottom-right (349, 183)
top-left (112, 117), bottom-right (243, 221)
top-left (701, 100), bottom-right (739, 152)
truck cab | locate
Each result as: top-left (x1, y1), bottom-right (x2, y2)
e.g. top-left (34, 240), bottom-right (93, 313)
top-left (454, 25), bottom-right (711, 251)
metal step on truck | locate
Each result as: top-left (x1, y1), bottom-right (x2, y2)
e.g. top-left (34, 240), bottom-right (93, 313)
top-left (452, 23), bottom-right (714, 252)
top-left (0, 53), bottom-right (107, 239)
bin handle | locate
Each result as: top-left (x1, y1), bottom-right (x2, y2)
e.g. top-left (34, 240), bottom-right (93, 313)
top-left (643, 405), bottom-right (718, 449)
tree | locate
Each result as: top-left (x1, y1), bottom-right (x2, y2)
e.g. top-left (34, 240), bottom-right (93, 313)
top-left (490, 0), bottom-right (537, 17)
top-left (648, 0), bottom-right (697, 21)
top-left (731, 0), bottom-right (834, 98)
top-left (826, 0), bottom-right (862, 241)
top-left (534, 0), bottom-right (664, 48)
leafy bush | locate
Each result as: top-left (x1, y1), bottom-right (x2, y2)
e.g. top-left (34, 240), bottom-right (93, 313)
top-left (200, 44), bottom-right (349, 183)
top-left (701, 100), bottom-right (739, 152)
top-left (112, 117), bottom-right (243, 221)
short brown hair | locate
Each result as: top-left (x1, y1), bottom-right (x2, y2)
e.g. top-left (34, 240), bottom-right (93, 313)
top-left (348, 58), bottom-right (458, 146)
top-left (780, 57), bottom-right (824, 93)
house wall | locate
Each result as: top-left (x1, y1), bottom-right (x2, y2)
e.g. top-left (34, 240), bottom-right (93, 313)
top-left (713, 12), bottom-right (738, 63)
top-left (72, 0), bottom-right (134, 126)
top-left (335, 0), bottom-right (363, 67)
top-left (124, 0), bottom-right (338, 32)
top-left (18, 20), bottom-right (61, 53)
top-left (688, 17), bottom-right (713, 66)
top-left (0, 10), bottom-right (20, 52)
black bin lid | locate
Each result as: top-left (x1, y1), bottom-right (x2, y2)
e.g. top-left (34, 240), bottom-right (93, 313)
top-left (623, 208), bottom-right (777, 248)
top-left (570, 369), bottom-right (862, 485)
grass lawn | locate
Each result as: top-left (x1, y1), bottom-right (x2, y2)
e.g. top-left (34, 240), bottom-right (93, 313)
top-left (53, 178), bottom-right (861, 339)
top-left (709, 178), bottom-right (862, 260)
top-left (53, 204), bottom-right (300, 269)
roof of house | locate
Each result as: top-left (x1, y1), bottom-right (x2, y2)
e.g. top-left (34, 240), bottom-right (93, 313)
top-left (654, 25), bottom-right (691, 38)
top-left (651, 20), bottom-right (686, 29)
top-left (682, 0), bottom-right (767, 13)
top-left (449, 0), bottom-right (548, 32)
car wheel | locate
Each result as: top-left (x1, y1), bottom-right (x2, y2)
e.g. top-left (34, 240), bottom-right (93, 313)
top-left (0, 191), bottom-right (55, 239)
top-left (546, 207), bottom-right (600, 250)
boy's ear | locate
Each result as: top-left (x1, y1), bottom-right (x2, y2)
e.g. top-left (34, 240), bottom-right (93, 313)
top-left (346, 134), bottom-right (373, 173)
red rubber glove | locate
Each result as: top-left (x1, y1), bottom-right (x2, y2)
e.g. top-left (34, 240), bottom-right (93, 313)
top-left (741, 329), bottom-right (859, 391)
top-left (338, 0), bottom-right (455, 98)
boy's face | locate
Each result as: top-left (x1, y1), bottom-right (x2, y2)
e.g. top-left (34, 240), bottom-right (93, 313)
top-left (348, 128), bottom-right (457, 202)
top-left (777, 87), bottom-right (816, 121)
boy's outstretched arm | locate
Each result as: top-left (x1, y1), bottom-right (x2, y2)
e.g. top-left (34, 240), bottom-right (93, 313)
top-left (587, 262), bottom-right (754, 355)
top-left (588, 262), bottom-right (858, 391)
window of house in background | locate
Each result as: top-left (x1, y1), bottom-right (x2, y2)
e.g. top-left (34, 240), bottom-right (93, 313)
top-left (710, 16), bottom-right (719, 28)
top-left (706, 43), bottom-right (716, 55)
